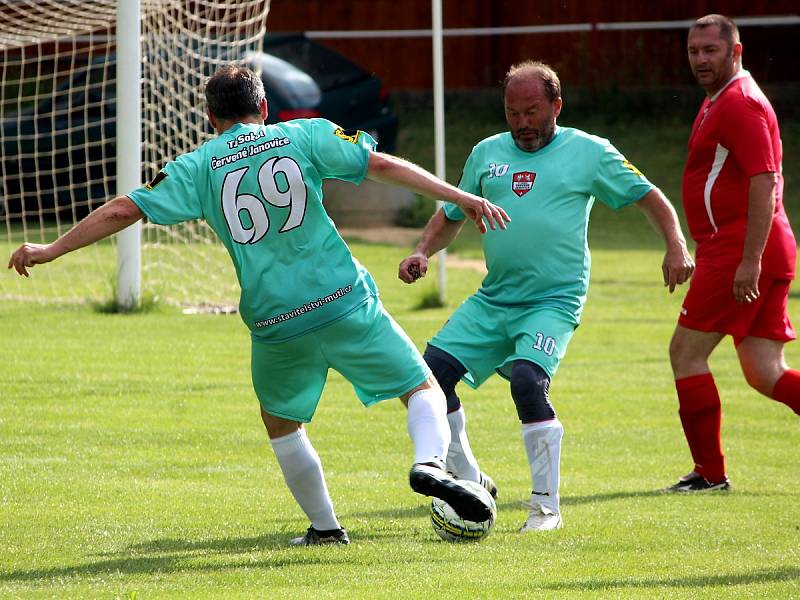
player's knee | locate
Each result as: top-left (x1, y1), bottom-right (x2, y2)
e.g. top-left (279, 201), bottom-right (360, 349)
top-left (669, 331), bottom-right (708, 376)
top-left (737, 344), bottom-right (786, 397)
top-left (423, 345), bottom-right (466, 413)
top-left (510, 360), bottom-right (555, 422)
top-left (668, 333), bottom-right (689, 373)
top-left (740, 362), bottom-right (779, 397)
top-left (261, 408), bottom-right (303, 439)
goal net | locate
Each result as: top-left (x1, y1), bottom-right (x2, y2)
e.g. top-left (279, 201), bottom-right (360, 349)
top-left (0, 0), bottom-right (270, 308)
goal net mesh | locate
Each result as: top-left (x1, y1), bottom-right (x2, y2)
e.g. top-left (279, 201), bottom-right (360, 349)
top-left (0, 0), bottom-right (270, 308)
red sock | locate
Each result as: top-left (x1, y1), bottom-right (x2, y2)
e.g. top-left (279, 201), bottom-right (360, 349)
top-left (772, 370), bottom-right (800, 415)
top-left (676, 373), bottom-right (726, 482)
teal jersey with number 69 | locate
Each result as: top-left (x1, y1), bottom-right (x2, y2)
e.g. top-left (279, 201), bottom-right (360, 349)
top-left (445, 126), bottom-right (654, 322)
top-left (128, 118), bottom-right (378, 342)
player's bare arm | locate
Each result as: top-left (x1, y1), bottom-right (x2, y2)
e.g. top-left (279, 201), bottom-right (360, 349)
top-left (8, 196), bottom-right (143, 277)
top-left (635, 188), bottom-right (694, 293)
top-left (398, 209), bottom-right (465, 283)
top-left (734, 171), bottom-right (777, 303)
top-left (366, 151), bottom-right (509, 234)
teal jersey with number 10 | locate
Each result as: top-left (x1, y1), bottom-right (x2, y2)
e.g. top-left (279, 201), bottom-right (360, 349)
top-left (128, 118), bottom-right (378, 342)
top-left (446, 126), bottom-right (654, 322)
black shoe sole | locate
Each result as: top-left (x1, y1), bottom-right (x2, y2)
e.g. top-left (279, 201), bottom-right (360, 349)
top-left (289, 529), bottom-right (350, 546)
top-left (663, 478), bottom-right (731, 493)
top-left (667, 483), bottom-right (731, 493)
top-left (410, 465), bottom-right (492, 522)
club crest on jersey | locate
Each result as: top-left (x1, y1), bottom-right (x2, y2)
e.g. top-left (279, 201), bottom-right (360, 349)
top-left (511, 171), bottom-right (536, 197)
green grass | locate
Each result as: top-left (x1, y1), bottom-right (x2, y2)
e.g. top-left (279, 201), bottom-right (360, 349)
top-left (2, 101), bottom-right (799, 596)
top-left (1, 239), bottom-right (799, 598)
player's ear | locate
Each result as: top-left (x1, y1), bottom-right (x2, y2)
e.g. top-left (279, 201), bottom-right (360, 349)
top-left (553, 97), bottom-right (563, 119)
top-left (207, 108), bottom-right (218, 130)
top-left (732, 42), bottom-right (743, 64)
top-left (260, 98), bottom-right (268, 121)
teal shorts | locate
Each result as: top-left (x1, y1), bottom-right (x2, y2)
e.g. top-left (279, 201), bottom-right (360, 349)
top-left (429, 294), bottom-right (577, 387)
top-left (251, 295), bottom-right (431, 422)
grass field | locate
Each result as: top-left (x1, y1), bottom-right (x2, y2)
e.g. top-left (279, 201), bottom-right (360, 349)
top-left (2, 98), bottom-right (800, 597)
top-left (1, 235), bottom-right (799, 598)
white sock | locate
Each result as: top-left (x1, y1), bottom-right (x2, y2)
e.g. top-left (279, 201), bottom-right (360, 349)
top-left (445, 407), bottom-right (481, 481)
top-left (407, 388), bottom-right (450, 466)
top-left (270, 429), bottom-right (340, 531)
top-left (521, 419), bottom-right (563, 514)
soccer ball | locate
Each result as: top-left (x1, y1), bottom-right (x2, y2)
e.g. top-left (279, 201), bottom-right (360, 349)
top-left (430, 480), bottom-right (496, 542)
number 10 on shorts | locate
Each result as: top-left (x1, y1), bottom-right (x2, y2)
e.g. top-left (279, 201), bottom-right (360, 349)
top-left (532, 332), bottom-right (556, 356)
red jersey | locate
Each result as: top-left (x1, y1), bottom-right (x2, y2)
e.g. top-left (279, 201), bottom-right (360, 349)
top-left (682, 70), bottom-right (795, 278)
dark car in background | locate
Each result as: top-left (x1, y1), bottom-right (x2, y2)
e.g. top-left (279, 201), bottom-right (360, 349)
top-left (256, 33), bottom-right (397, 151)
top-left (1, 34), bottom-right (398, 218)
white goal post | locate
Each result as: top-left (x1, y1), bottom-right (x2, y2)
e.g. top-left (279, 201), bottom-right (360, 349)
top-left (0, 0), bottom-right (270, 308)
top-left (116, 0), bottom-right (142, 310)
top-left (431, 0), bottom-right (447, 305)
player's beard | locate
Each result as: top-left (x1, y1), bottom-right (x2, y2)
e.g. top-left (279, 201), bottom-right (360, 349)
top-left (691, 48), bottom-right (736, 94)
top-left (512, 121), bottom-right (555, 152)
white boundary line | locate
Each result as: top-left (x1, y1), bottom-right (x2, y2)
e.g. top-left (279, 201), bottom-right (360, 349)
top-left (305, 15), bottom-right (800, 39)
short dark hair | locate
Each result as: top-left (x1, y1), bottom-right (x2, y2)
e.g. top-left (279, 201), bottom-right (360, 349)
top-left (691, 14), bottom-right (740, 50)
top-left (503, 61), bottom-right (561, 102)
top-left (205, 65), bottom-right (265, 121)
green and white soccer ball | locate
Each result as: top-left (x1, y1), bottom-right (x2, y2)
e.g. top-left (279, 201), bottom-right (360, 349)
top-left (430, 480), bottom-right (497, 542)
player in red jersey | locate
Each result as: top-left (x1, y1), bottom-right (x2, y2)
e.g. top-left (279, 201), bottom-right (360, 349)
top-left (667, 14), bottom-right (800, 492)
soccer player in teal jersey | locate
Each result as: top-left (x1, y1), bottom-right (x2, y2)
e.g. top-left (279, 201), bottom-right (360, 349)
top-left (399, 61), bottom-right (695, 531)
top-left (9, 65), bottom-right (510, 545)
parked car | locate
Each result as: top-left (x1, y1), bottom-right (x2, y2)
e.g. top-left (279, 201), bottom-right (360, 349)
top-left (1, 34), bottom-right (398, 219)
top-left (257, 33), bottom-right (397, 151)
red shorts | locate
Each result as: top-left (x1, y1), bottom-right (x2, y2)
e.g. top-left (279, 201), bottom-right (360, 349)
top-left (678, 263), bottom-right (796, 344)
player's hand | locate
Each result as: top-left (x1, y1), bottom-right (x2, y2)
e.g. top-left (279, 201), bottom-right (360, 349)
top-left (733, 258), bottom-right (761, 304)
top-left (8, 243), bottom-right (57, 277)
top-left (455, 193), bottom-right (510, 234)
top-left (399, 253), bottom-right (428, 284)
top-left (661, 244), bottom-right (695, 293)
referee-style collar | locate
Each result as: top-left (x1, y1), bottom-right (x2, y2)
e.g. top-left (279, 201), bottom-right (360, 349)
top-left (709, 69), bottom-right (750, 102)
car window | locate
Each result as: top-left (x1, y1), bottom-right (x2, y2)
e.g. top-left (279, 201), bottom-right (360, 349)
top-left (263, 36), bottom-right (369, 91)
top-left (244, 51), bottom-right (322, 108)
